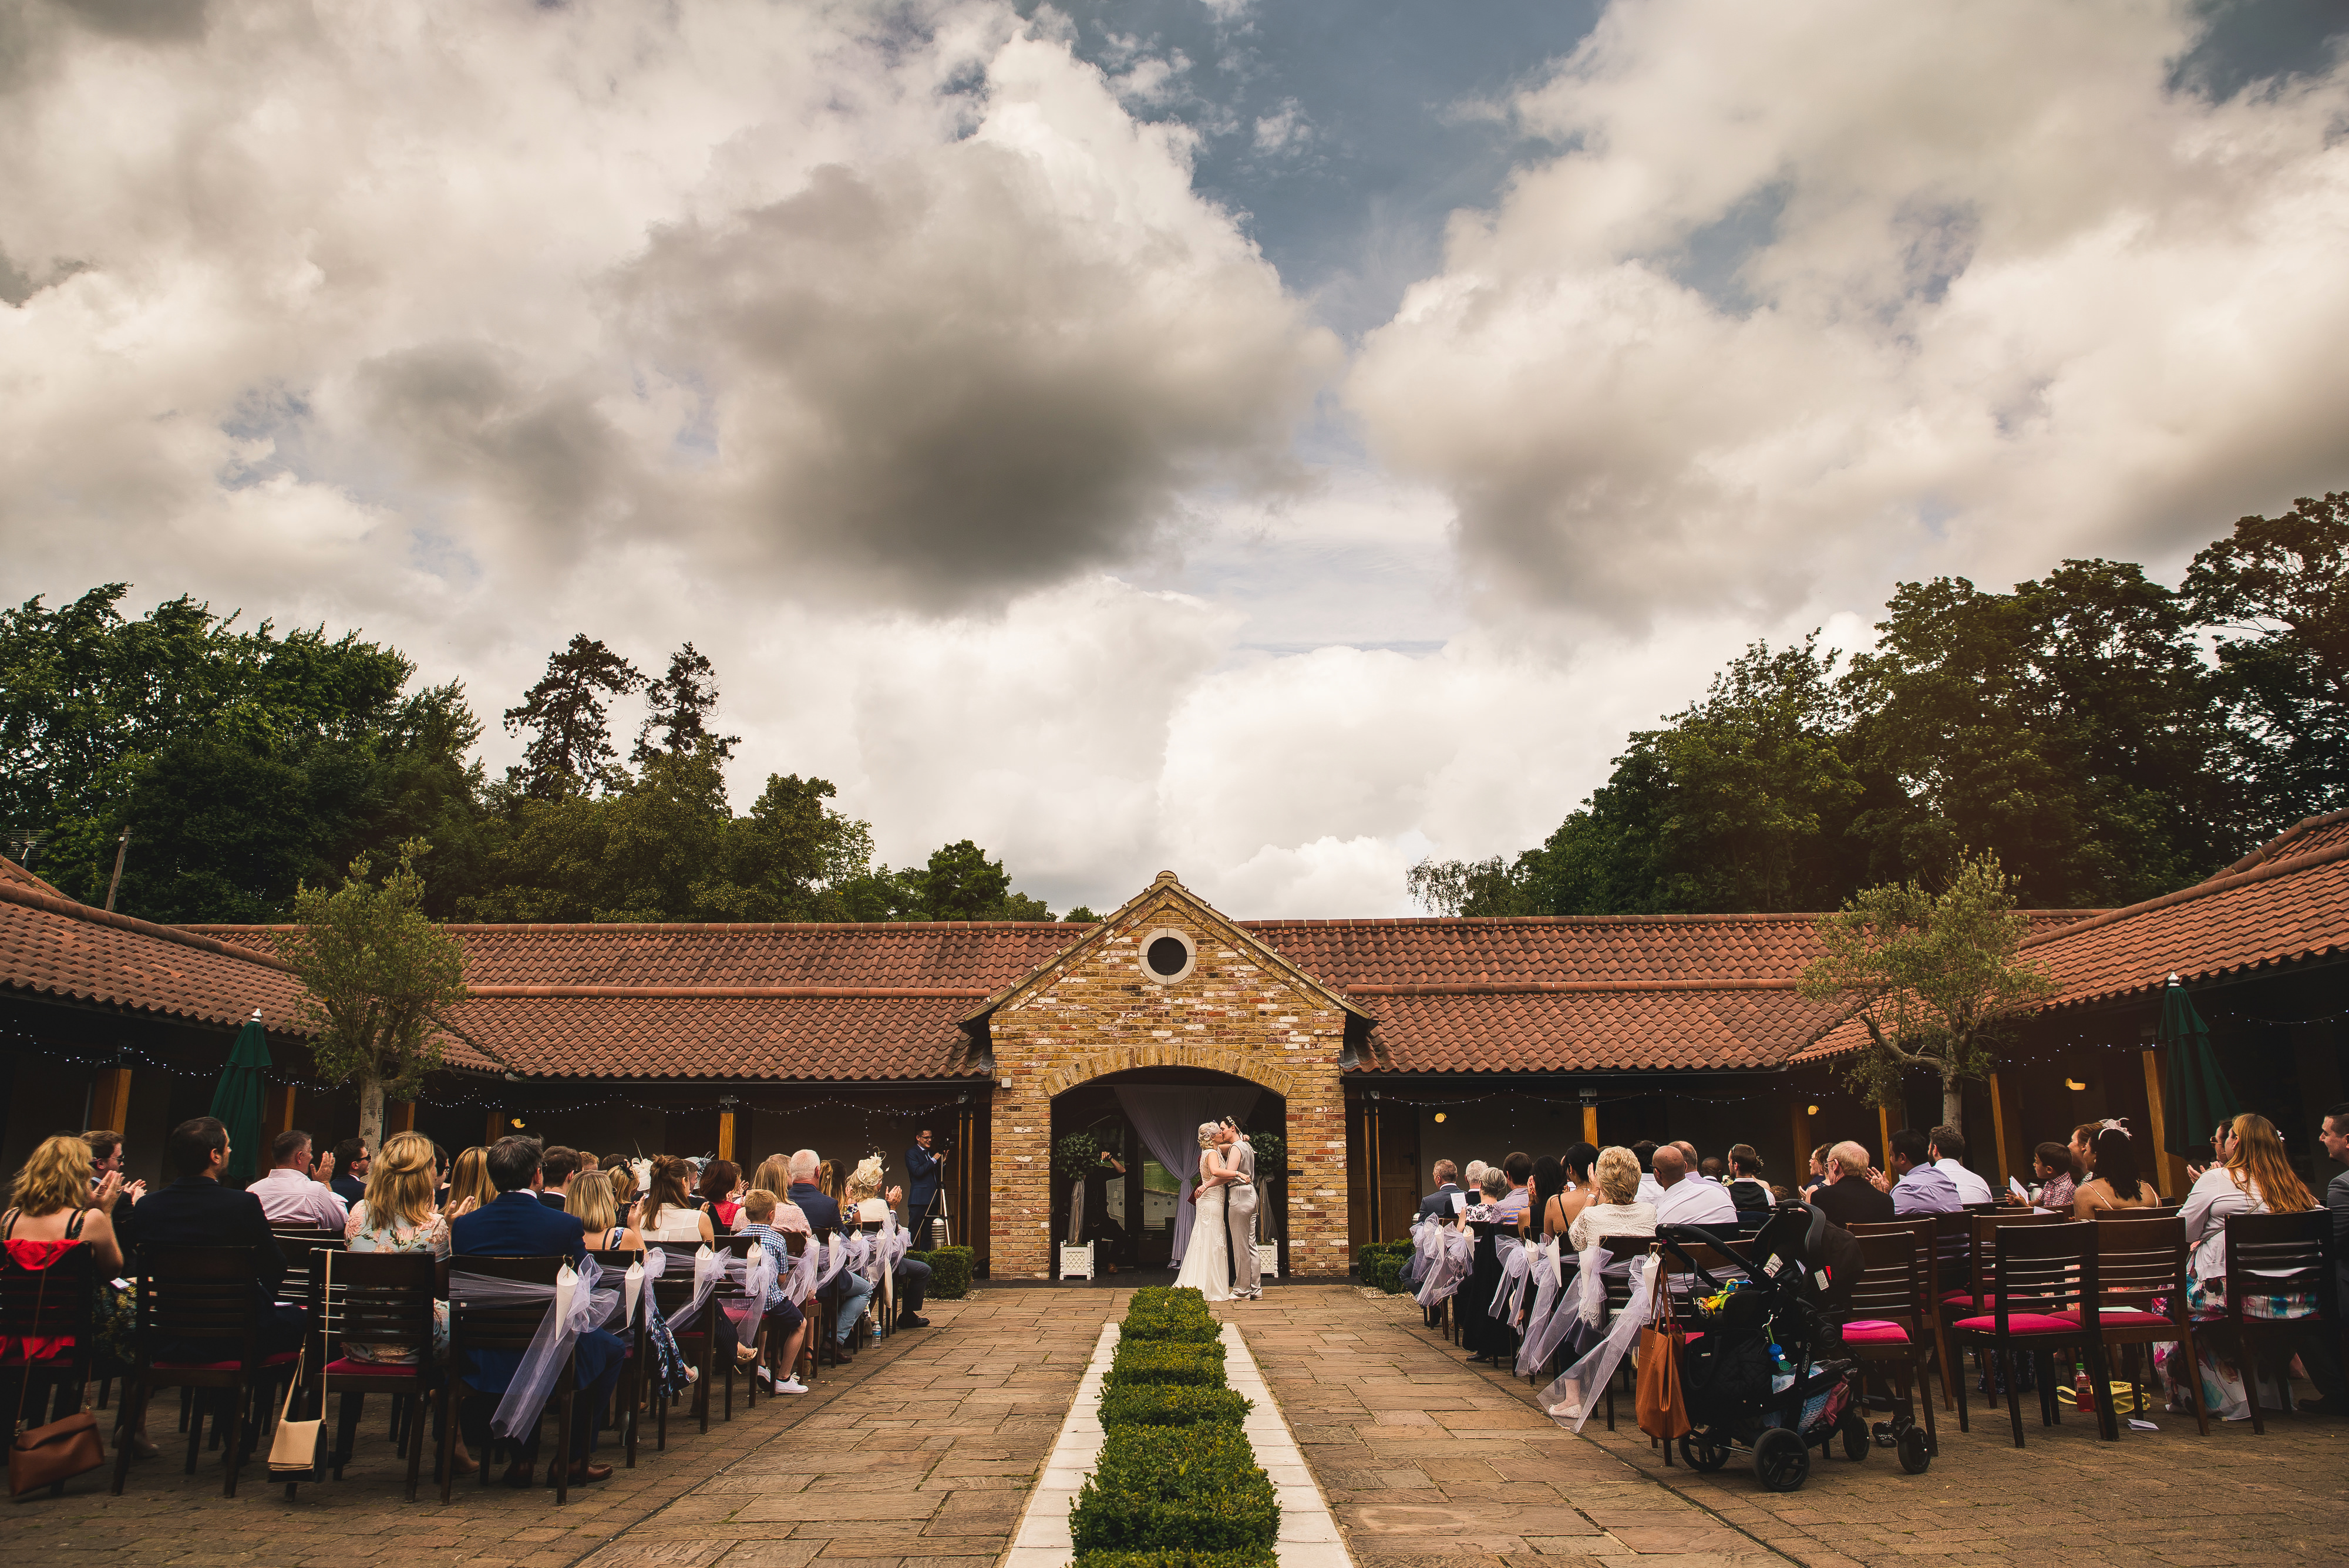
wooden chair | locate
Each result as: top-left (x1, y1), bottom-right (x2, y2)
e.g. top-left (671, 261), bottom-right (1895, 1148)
top-left (1589, 1236), bottom-right (1653, 1432)
top-left (2222, 1210), bottom-right (2341, 1434)
top-left (275, 1232), bottom-right (345, 1311)
top-left (1844, 1227), bottom-right (1939, 1456)
top-left (1951, 1222), bottom-right (2111, 1447)
top-left (0, 1241), bottom-right (95, 1496)
top-left (1851, 1217), bottom-right (1951, 1409)
top-left (649, 1265), bottom-right (719, 1446)
top-left (113, 1246), bottom-right (299, 1497)
top-left (304, 1250), bottom-right (438, 1500)
top-left (442, 1257), bottom-right (583, 1505)
top-left (597, 1248), bottom-right (645, 1467)
top-left (2068, 1214), bottom-right (2207, 1436)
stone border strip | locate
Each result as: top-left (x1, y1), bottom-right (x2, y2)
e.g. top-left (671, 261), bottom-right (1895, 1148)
top-left (999, 1317), bottom-right (1353, 1568)
top-left (1222, 1320), bottom-right (1351, 1568)
top-left (1002, 1321), bottom-right (1117, 1568)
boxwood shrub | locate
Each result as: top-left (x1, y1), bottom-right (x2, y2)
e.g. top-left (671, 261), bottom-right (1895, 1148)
top-left (1098, 1383), bottom-right (1251, 1430)
top-left (1105, 1339), bottom-right (1227, 1390)
top-left (1069, 1424), bottom-right (1277, 1556)
top-left (1120, 1294), bottom-right (1220, 1345)
top-left (905, 1246), bottom-right (974, 1300)
top-left (1066, 1550), bottom-right (1274, 1568)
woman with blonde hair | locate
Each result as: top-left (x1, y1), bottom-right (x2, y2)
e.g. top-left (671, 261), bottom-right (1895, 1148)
top-left (751, 1155), bottom-right (793, 1200)
top-left (2169, 1113), bottom-right (2319, 1417)
top-left (444, 1145), bottom-right (497, 1216)
top-left (570, 1170), bottom-right (644, 1254)
top-left (343, 1129), bottom-right (465, 1479)
top-left (1566, 1146), bottom-right (1658, 1252)
top-left (5, 1134), bottom-right (133, 1444)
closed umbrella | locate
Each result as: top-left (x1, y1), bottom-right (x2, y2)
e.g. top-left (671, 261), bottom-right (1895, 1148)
top-left (2158, 975), bottom-right (2240, 1163)
top-left (207, 1012), bottom-right (271, 1188)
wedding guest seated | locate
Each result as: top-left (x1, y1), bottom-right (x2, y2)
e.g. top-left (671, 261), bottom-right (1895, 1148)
top-left (696, 1160), bottom-right (742, 1231)
top-left (1698, 1157), bottom-right (1725, 1182)
top-left (1652, 1144), bottom-right (1738, 1229)
top-left (329, 1138), bottom-right (369, 1207)
top-left (607, 1160), bottom-right (640, 1221)
top-left (448, 1136), bottom-right (619, 1488)
top-left (5, 1132), bottom-right (126, 1297)
top-left (1529, 1156), bottom-right (1566, 1241)
top-left (732, 1189), bottom-right (811, 1391)
top-left (2022, 1142), bottom-right (2075, 1213)
top-left (785, 1149), bottom-right (875, 1358)
top-left (1544, 1143), bottom-right (1600, 1239)
top-left (251, 1130), bottom-right (349, 1228)
top-left (1463, 1166), bottom-right (1510, 1221)
top-left (2073, 1124), bottom-right (2162, 1216)
top-left (137, 1117), bottom-right (311, 1377)
top-left (1631, 1142), bottom-right (1663, 1206)
top-left (1929, 1126), bottom-right (1993, 1204)
top-left (566, 1169), bottom-right (643, 1255)
top-left (1867, 1129), bottom-right (1961, 1216)
top-left (1493, 1152), bottom-right (1534, 1227)
top-left (1725, 1145), bottom-right (1772, 1222)
top-left (1799, 1142), bottom-right (1833, 1201)
top-left (846, 1157), bottom-right (931, 1328)
top-left (2172, 1113), bottom-right (2324, 1418)
top-left (342, 1130), bottom-right (473, 1474)
top-left (1810, 1140), bottom-right (1896, 1226)
top-left (1567, 1148), bottom-right (1657, 1251)
top-left (444, 1146), bottom-right (497, 1217)
top-left (1416, 1160), bottom-right (1464, 1222)
top-left (540, 1146), bottom-right (583, 1212)
top-left (639, 1156), bottom-right (718, 1247)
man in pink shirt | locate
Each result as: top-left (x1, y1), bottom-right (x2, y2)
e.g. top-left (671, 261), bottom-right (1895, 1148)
top-left (249, 1130), bottom-right (349, 1229)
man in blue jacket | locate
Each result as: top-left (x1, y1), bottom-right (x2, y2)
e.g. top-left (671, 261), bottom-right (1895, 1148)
top-left (905, 1128), bottom-right (944, 1249)
top-left (449, 1136), bottom-right (621, 1487)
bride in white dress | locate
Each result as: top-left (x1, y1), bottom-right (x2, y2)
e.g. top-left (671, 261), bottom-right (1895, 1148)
top-left (1172, 1121), bottom-right (1237, 1301)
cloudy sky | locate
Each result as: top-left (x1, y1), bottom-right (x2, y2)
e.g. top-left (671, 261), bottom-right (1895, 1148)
top-left (6, 0), bottom-right (2347, 916)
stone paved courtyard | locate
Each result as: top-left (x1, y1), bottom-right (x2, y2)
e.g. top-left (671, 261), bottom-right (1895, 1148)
top-left (6, 1284), bottom-right (2343, 1568)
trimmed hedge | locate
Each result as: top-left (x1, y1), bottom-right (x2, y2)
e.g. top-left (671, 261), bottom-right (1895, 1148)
top-left (1368, 1253), bottom-right (1407, 1294)
top-left (1105, 1338), bottom-right (1227, 1389)
top-left (1120, 1291), bottom-right (1220, 1345)
top-left (907, 1246), bottom-right (973, 1299)
top-left (1069, 1424), bottom-right (1278, 1556)
top-left (1065, 1551), bottom-right (1275, 1568)
top-left (1355, 1240), bottom-right (1411, 1278)
top-left (1098, 1383), bottom-right (1252, 1430)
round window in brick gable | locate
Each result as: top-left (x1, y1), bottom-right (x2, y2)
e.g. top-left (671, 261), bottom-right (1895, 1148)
top-left (1140, 928), bottom-right (1197, 985)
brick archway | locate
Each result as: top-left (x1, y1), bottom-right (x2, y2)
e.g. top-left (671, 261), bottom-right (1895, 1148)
top-left (1036, 1047), bottom-right (1299, 1102)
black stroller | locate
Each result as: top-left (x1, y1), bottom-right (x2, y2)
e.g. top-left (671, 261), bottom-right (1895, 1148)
top-left (1656, 1202), bottom-right (1932, 1490)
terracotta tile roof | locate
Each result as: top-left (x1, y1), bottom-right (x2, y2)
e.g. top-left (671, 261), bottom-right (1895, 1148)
top-left (191, 920), bottom-right (1086, 1081)
top-left (1, 856), bottom-right (66, 897)
top-left (0, 879), bottom-right (305, 1033)
top-left (1243, 914), bottom-right (2088, 1074)
top-left (1795, 810), bottom-right (2349, 1063)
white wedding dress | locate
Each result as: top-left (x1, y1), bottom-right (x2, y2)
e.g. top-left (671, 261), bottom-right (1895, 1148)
top-left (1172, 1151), bottom-right (1233, 1301)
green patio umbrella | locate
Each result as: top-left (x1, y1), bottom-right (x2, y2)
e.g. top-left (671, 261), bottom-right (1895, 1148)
top-left (2158, 975), bottom-right (2240, 1163)
top-left (207, 1012), bottom-right (271, 1188)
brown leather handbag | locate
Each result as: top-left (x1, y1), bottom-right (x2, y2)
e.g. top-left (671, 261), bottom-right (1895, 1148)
top-left (8, 1244), bottom-right (105, 1496)
top-left (1634, 1244), bottom-right (1692, 1443)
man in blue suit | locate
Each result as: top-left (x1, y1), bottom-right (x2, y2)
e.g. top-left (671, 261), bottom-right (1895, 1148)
top-left (449, 1137), bottom-right (621, 1487)
top-left (905, 1128), bottom-right (944, 1249)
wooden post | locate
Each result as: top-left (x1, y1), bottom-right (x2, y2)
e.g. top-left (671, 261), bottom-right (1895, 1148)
top-left (1877, 1103), bottom-right (1893, 1170)
top-left (268, 1085), bottom-right (299, 1141)
top-left (1790, 1101), bottom-right (1810, 1187)
top-left (388, 1101), bottom-right (416, 1134)
top-left (88, 1068), bottom-right (133, 1133)
top-left (717, 1111), bottom-right (737, 1162)
top-left (2141, 1049), bottom-right (2189, 1199)
top-left (485, 1109), bottom-right (504, 1148)
top-left (1581, 1103), bottom-right (1599, 1146)
top-left (1987, 1072), bottom-right (2013, 1193)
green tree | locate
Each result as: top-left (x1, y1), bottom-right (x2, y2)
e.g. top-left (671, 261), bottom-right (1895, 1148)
top-left (2184, 493), bottom-right (2349, 833)
top-left (634, 642), bottom-right (739, 764)
top-left (502, 634), bottom-right (644, 799)
top-left (0, 584), bottom-right (488, 919)
top-left (1843, 561), bottom-right (2240, 905)
top-left (277, 840), bottom-right (472, 1152)
top-left (1796, 851), bottom-right (2057, 1134)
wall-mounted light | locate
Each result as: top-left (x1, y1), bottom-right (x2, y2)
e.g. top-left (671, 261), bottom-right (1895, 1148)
top-left (2064, 1079), bottom-right (2088, 1091)
top-left (1433, 1112), bottom-right (1447, 1123)
top-left (509, 1118), bottom-right (526, 1129)
top-left (1806, 1105), bottom-right (1820, 1115)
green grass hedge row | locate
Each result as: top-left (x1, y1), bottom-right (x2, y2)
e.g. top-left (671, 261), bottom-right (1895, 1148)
top-left (904, 1246), bottom-right (973, 1299)
top-left (1105, 1338), bottom-right (1227, 1389)
top-left (1098, 1384), bottom-right (1253, 1430)
top-left (1064, 1550), bottom-right (1275, 1568)
top-left (1069, 1424), bottom-right (1278, 1557)
top-left (1368, 1253), bottom-right (1408, 1294)
top-left (1355, 1240), bottom-right (1412, 1278)
top-left (1119, 1293), bottom-right (1220, 1345)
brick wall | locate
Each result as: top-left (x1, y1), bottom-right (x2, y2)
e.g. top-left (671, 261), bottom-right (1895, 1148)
top-left (985, 880), bottom-right (1353, 1279)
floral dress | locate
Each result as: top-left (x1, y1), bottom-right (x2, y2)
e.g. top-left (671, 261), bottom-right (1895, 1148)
top-left (343, 1202), bottom-right (450, 1364)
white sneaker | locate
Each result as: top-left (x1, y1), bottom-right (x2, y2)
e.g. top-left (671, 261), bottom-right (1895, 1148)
top-left (775, 1377), bottom-right (809, 1395)
top-left (755, 1365), bottom-right (775, 1388)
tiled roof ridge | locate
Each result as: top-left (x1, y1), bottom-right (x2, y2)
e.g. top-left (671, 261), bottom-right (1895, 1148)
top-left (0, 880), bottom-right (297, 974)
top-left (0, 855), bottom-right (66, 898)
top-left (1346, 978), bottom-right (1800, 996)
top-left (184, 919), bottom-right (1091, 936)
top-left (2215, 807), bottom-right (2349, 877)
top-left (2018, 833), bottom-right (2349, 955)
top-left (1241, 910), bottom-right (2098, 928)
top-left (467, 984), bottom-right (995, 999)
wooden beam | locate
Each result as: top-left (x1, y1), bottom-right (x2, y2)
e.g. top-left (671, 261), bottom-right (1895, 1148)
top-left (1790, 1100), bottom-right (1810, 1188)
top-left (387, 1101), bottom-right (416, 1135)
top-left (1582, 1103), bottom-right (1599, 1147)
top-left (1987, 1071), bottom-right (2012, 1193)
top-left (1877, 1103), bottom-right (1893, 1170)
top-left (2141, 1049), bottom-right (2189, 1199)
top-left (717, 1111), bottom-right (737, 1163)
top-left (88, 1068), bottom-right (133, 1134)
top-left (485, 1109), bottom-right (504, 1148)
top-left (268, 1085), bottom-right (299, 1142)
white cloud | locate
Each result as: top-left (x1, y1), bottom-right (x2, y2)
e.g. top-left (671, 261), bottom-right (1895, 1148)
top-left (1348, 0), bottom-right (2349, 628)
